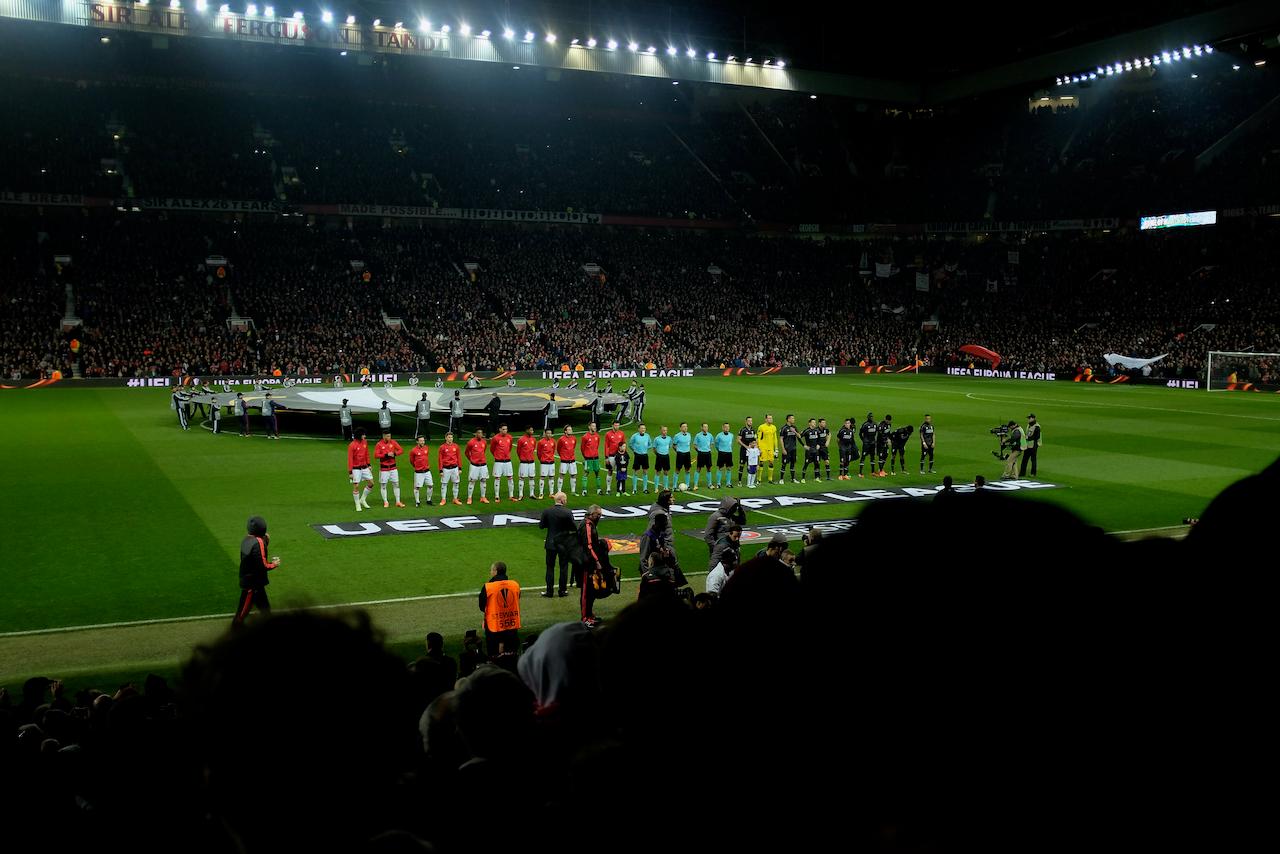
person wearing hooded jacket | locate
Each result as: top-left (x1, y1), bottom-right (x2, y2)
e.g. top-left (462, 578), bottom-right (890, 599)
top-left (702, 496), bottom-right (745, 555)
top-left (233, 516), bottom-right (280, 626)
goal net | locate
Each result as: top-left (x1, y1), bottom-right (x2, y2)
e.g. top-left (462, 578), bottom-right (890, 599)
top-left (1206, 351), bottom-right (1280, 392)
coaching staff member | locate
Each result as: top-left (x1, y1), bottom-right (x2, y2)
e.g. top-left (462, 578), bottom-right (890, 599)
top-left (539, 491), bottom-right (575, 598)
top-left (1020, 413), bottom-right (1042, 477)
top-left (232, 515), bottom-right (280, 627)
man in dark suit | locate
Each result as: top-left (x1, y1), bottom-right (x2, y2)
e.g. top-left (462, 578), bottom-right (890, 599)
top-left (538, 491), bottom-right (575, 598)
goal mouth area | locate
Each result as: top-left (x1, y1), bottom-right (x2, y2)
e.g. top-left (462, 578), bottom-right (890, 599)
top-left (1205, 351), bottom-right (1280, 393)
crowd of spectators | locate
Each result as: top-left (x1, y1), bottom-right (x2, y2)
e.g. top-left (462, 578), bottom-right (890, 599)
top-left (4, 55), bottom-right (1277, 224)
top-left (2, 460), bottom-right (1273, 851)
top-left (4, 216), bottom-right (1277, 381)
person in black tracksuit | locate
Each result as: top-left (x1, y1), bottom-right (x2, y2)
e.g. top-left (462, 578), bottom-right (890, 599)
top-left (919, 414), bottom-right (936, 474)
top-left (233, 515), bottom-right (280, 626)
top-left (779, 415), bottom-right (800, 483)
top-left (889, 424), bottom-right (914, 474)
top-left (858, 413), bottom-right (878, 477)
top-left (800, 419), bottom-right (822, 482)
top-left (837, 418), bottom-right (857, 479)
top-left (1020, 414), bottom-right (1042, 477)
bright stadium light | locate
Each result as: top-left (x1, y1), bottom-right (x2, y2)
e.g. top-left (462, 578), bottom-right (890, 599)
top-left (666, 45), bottom-right (677, 56)
top-left (809, 94), bottom-right (816, 99)
top-left (293, 10), bottom-right (302, 21)
top-left (1123, 61), bottom-right (1132, 71)
top-left (1089, 72), bottom-right (1097, 79)
top-left (726, 55), bottom-right (736, 62)
top-left (418, 19), bottom-right (428, 32)
top-left (371, 18), bottom-right (380, 26)
top-left (394, 21), bottom-right (403, 30)
top-left (440, 24), bottom-right (450, 33)
top-left (606, 39), bottom-right (617, 49)
top-left (775, 60), bottom-right (785, 68)
top-left (479, 29), bottom-right (490, 38)
top-left (1232, 64), bottom-right (1240, 70)
top-left (219, 3), bottom-right (229, 11)
top-left (628, 41), bottom-right (638, 52)
top-left (523, 30), bottom-right (534, 42)
top-left (345, 14), bottom-right (354, 24)
top-left (706, 51), bottom-right (715, 60)
top-left (459, 23), bottom-right (470, 35)
top-left (320, 9), bottom-right (331, 22)
top-left (587, 37), bottom-right (597, 47)
top-left (545, 32), bottom-right (556, 43)
top-left (1193, 44), bottom-right (1202, 55)
top-left (686, 47), bottom-right (696, 58)
top-left (1182, 46), bottom-right (1191, 58)
top-left (570, 37), bottom-right (578, 44)
top-left (263, 5), bottom-right (273, 18)
top-left (245, 3), bottom-right (256, 14)
top-left (1105, 66), bottom-right (1113, 76)
top-left (195, 0), bottom-right (207, 10)
top-left (646, 45), bottom-right (656, 54)
top-left (1204, 45), bottom-right (1213, 54)
top-left (1191, 73), bottom-right (1198, 78)
top-left (169, 0), bottom-right (179, 8)
top-left (745, 57), bottom-right (753, 64)
top-left (1172, 51), bottom-right (1180, 61)
top-left (502, 27), bottom-right (514, 39)
top-left (1142, 57), bottom-right (1150, 66)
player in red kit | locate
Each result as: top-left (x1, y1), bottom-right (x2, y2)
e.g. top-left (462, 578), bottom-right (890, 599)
top-left (603, 420), bottom-right (627, 495)
top-left (409, 436), bottom-right (433, 507)
top-left (465, 429), bottom-right (490, 504)
top-left (580, 422), bottom-right (603, 496)
top-left (437, 431), bottom-right (462, 505)
top-left (536, 429), bottom-right (557, 499)
top-left (555, 425), bottom-right (578, 496)
top-left (516, 426), bottom-right (537, 501)
top-left (347, 428), bottom-right (373, 511)
top-left (489, 423), bottom-right (516, 503)
top-left (374, 431), bottom-right (405, 508)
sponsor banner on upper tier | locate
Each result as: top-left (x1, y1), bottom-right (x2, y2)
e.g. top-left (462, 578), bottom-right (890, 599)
top-left (925, 218), bottom-right (1120, 234)
top-left (309, 480), bottom-right (1064, 540)
top-left (130, 198), bottom-right (297, 213)
top-left (0, 191), bottom-right (92, 207)
top-left (325, 205), bottom-right (603, 224)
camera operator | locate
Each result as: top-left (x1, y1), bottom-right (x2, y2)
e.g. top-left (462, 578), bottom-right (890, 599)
top-left (1019, 414), bottom-right (1042, 478)
top-left (1001, 420), bottom-right (1025, 480)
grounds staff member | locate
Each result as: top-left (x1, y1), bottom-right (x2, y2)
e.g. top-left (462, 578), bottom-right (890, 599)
top-left (477, 561), bottom-right (521, 657)
top-left (1020, 414), bottom-right (1042, 477)
top-left (232, 515), bottom-right (280, 626)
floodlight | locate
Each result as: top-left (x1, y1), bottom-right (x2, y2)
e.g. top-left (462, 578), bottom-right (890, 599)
top-left (345, 14), bottom-right (354, 24)
top-left (775, 61), bottom-right (785, 68)
top-left (503, 28), bottom-right (514, 39)
top-left (293, 10), bottom-right (302, 20)
top-left (440, 23), bottom-right (450, 33)
top-left (628, 41), bottom-right (638, 52)
top-left (666, 46), bottom-right (677, 56)
top-left (686, 47), bottom-right (696, 58)
top-left (587, 37), bottom-right (597, 47)
top-left (545, 32), bottom-right (555, 43)
top-left (460, 23), bottom-right (470, 35)
top-left (524, 30), bottom-right (534, 42)
top-left (195, 0), bottom-right (207, 10)
top-left (706, 51), bottom-right (715, 60)
top-left (263, 5), bottom-right (273, 18)
top-left (606, 39), bottom-right (617, 49)
top-left (169, 0), bottom-right (179, 7)
top-left (320, 10), bottom-right (331, 22)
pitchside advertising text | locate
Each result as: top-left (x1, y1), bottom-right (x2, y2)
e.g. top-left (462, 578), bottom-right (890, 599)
top-left (311, 480), bottom-right (1065, 539)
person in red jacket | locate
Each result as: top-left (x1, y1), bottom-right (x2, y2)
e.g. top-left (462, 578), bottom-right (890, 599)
top-left (409, 436), bottom-right (433, 507)
top-left (555, 426), bottom-right (578, 496)
top-left (465, 429), bottom-right (490, 505)
top-left (374, 431), bottom-right (405, 508)
top-left (489, 423), bottom-right (516, 503)
top-left (347, 428), bottom-right (373, 512)
top-left (516, 426), bottom-right (537, 501)
top-left (536, 429), bottom-right (557, 499)
top-left (437, 431), bottom-right (463, 506)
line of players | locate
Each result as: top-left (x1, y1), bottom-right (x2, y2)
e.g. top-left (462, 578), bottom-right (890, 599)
top-left (344, 411), bottom-right (938, 509)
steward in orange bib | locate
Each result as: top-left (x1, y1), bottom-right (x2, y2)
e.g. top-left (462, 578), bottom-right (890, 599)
top-left (478, 561), bottom-right (521, 657)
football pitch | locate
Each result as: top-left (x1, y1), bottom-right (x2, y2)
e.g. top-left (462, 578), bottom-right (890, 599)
top-left (2, 373), bottom-right (1277, 680)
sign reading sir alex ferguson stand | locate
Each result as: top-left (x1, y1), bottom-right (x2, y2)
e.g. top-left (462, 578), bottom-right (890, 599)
top-left (310, 480), bottom-right (1064, 540)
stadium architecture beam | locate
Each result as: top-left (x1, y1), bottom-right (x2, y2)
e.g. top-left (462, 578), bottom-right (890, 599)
top-left (0, 0), bottom-right (921, 102)
top-left (923, 0), bottom-right (1280, 103)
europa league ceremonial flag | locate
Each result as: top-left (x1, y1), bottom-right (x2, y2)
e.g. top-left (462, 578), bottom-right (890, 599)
top-left (959, 344), bottom-right (1003, 369)
top-left (1103, 353), bottom-right (1169, 370)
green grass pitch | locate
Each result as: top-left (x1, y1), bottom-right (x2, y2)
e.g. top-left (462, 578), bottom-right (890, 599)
top-left (1, 374), bottom-right (1277, 675)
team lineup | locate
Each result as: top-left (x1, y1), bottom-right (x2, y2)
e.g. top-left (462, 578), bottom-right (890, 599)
top-left (343, 411), bottom-right (942, 510)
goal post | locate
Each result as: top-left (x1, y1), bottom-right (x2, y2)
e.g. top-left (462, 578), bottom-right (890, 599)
top-left (1206, 351), bottom-right (1280, 392)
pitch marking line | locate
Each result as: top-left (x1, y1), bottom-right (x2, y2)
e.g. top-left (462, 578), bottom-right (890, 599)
top-left (962, 392), bottom-right (1280, 422)
top-left (0, 573), bottom-right (712, 639)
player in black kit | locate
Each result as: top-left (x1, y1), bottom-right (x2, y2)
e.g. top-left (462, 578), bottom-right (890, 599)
top-left (779, 415), bottom-right (800, 484)
top-left (735, 416), bottom-right (757, 485)
top-left (816, 418), bottom-right (832, 481)
top-left (919, 414), bottom-right (936, 474)
top-left (875, 414), bottom-right (893, 477)
top-left (889, 424), bottom-right (914, 474)
top-left (837, 418), bottom-right (857, 480)
top-left (800, 418), bottom-right (822, 482)
top-left (858, 413), bottom-right (878, 478)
